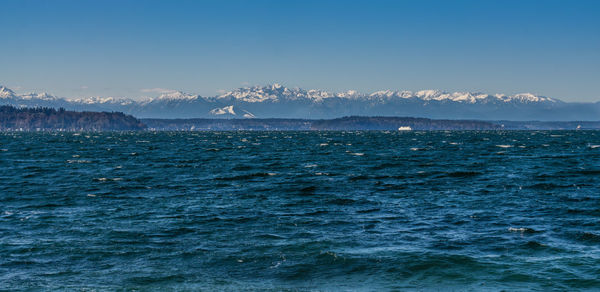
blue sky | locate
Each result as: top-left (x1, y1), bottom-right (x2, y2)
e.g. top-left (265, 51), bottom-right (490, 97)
top-left (1, 0), bottom-right (599, 101)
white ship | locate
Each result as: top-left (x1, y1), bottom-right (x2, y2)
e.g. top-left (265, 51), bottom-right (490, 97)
top-left (398, 126), bottom-right (412, 131)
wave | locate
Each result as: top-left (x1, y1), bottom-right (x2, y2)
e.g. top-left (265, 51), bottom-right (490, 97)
top-left (574, 232), bottom-right (600, 243)
top-left (445, 171), bottom-right (482, 178)
top-left (215, 172), bottom-right (277, 181)
top-left (508, 227), bottom-right (539, 233)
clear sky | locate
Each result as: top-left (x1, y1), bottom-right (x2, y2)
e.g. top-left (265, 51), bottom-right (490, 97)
top-left (1, 0), bottom-right (599, 101)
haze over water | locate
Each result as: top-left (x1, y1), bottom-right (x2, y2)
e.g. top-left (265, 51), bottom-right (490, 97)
top-left (1, 131), bottom-right (599, 290)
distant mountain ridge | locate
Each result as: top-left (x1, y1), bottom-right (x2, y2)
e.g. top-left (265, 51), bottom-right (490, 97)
top-left (1, 84), bottom-right (599, 120)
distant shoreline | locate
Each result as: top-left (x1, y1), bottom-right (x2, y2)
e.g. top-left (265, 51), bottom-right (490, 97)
top-left (2, 106), bottom-right (599, 131)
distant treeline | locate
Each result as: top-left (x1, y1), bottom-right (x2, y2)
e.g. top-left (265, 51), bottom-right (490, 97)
top-left (142, 116), bottom-right (501, 131)
top-left (0, 106), bottom-right (146, 131)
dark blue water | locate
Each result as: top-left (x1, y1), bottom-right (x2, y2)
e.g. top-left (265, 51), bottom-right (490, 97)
top-left (1, 131), bottom-right (600, 290)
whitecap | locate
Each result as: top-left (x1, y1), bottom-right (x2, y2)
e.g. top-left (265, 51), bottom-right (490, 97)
top-left (350, 152), bottom-right (364, 156)
top-left (508, 227), bottom-right (536, 233)
top-left (496, 145), bottom-right (513, 148)
top-left (508, 227), bottom-right (526, 232)
top-left (67, 159), bottom-right (91, 163)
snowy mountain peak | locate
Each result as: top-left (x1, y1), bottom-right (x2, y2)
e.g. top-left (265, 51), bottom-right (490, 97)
top-left (369, 90), bottom-right (414, 99)
top-left (242, 110), bottom-right (256, 118)
top-left (1, 86), bottom-right (58, 101)
top-left (157, 91), bottom-right (199, 101)
top-left (370, 90), bottom-right (400, 98)
top-left (415, 90), bottom-right (444, 99)
top-left (210, 105), bottom-right (236, 115)
top-left (68, 96), bottom-right (117, 104)
top-left (20, 92), bottom-right (58, 101)
top-left (509, 93), bottom-right (556, 103)
top-left (336, 90), bottom-right (361, 99)
top-left (306, 89), bottom-right (333, 101)
top-left (218, 84), bottom-right (287, 103)
top-left (207, 84), bottom-right (562, 105)
top-left (0, 86), bottom-right (17, 99)
top-left (0, 84), bottom-right (575, 120)
top-left (0, 84), bottom-right (561, 106)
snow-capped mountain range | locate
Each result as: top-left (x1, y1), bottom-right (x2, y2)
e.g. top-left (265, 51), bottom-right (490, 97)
top-left (1, 84), bottom-right (599, 120)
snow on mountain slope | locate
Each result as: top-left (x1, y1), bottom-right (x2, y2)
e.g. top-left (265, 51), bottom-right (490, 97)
top-left (218, 84), bottom-right (284, 102)
top-left (0, 86), bottom-right (17, 99)
top-left (504, 93), bottom-right (557, 103)
top-left (0, 84), bottom-right (562, 105)
top-left (20, 92), bottom-right (58, 101)
top-left (156, 91), bottom-right (200, 101)
top-left (210, 105), bottom-right (236, 115)
top-left (0, 84), bottom-right (588, 120)
top-left (242, 110), bottom-right (256, 118)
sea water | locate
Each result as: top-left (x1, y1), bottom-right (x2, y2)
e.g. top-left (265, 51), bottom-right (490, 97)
top-left (1, 131), bottom-right (599, 290)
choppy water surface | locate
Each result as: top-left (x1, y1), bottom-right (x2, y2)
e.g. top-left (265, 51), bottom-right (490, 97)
top-left (1, 131), bottom-right (600, 290)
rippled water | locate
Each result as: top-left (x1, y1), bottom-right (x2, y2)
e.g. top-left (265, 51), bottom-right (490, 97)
top-left (1, 131), bottom-right (600, 290)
